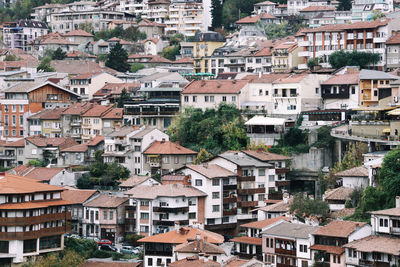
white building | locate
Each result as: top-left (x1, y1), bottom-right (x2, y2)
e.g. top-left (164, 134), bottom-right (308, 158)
top-left (2, 20), bottom-right (48, 51)
top-left (165, 1), bottom-right (204, 37)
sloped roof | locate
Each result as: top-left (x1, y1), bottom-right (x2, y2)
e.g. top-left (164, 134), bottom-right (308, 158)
top-left (125, 183), bottom-right (206, 199)
top-left (26, 136), bottom-right (78, 150)
top-left (61, 144), bottom-right (88, 152)
top-left (310, 244), bottom-right (344, 255)
top-left (324, 186), bottom-right (354, 201)
top-left (335, 166), bottom-right (368, 177)
top-left (359, 69), bottom-right (399, 80)
top-left (175, 239), bottom-right (226, 254)
top-left (185, 164), bottom-right (237, 179)
top-left (61, 189), bottom-right (98, 204)
top-left (273, 74), bottom-right (308, 84)
top-left (5, 81), bottom-right (80, 97)
top-left (84, 194), bottom-right (129, 208)
top-left (240, 216), bottom-right (289, 229)
top-left (0, 173), bottom-right (64, 194)
top-left (62, 102), bottom-right (94, 115)
top-left (51, 60), bottom-right (118, 76)
top-left (262, 221), bottom-right (319, 239)
top-left (343, 235), bottom-right (400, 255)
top-left (29, 108), bottom-right (66, 120)
top-left (243, 150), bottom-right (291, 161)
top-left (102, 108), bottom-right (123, 119)
top-left (143, 141), bottom-right (197, 155)
top-left (230, 236), bottom-right (262, 245)
top-left (236, 15), bottom-right (260, 24)
top-left (24, 167), bottom-right (65, 182)
top-left (118, 176), bottom-right (150, 188)
top-left (369, 207), bottom-right (400, 216)
top-left (64, 29), bottom-right (93, 37)
top-left (257, 200), bottom-right (291, 213)
top-left (182, 80), bottom-right (248, 94)
top-left (313, 220), bottom-right (367, 238)
top-left (3, 139), bottom-right (25, 147)
top-left (169, 257), bottom-right (220, 267)
top-left (322, 72), bottom-right (359, 85)
top-left (87, 135), bottom-right (104, 146)
top-left (82, 105), bottom-right (112, 117)
top-left (254, 47), bottom-right (272, 57)
top-left (139, 227), bottom-right (224, 244)
top-left (300, 6), bottom-right (335, 12)
top-left (387, 32), bottom-right (400, 45)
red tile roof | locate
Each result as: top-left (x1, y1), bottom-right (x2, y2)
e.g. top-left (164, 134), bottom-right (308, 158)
top-left (0, 173), bottom-right (64, 194)
top-left (62, 102), bottom-right (94, 115)
top-left (82, 104), bottom-right (113, 117)
top-left (254, 47), bottom-right (272, 57)
top-left (243, 150), bottom-right (291, 161)
top-left (87, 135), bottom-right (104, 146)
top-left (26, 136), bottom-right (78, 150)
top-left (185, 164), bottom-right (236, 179)
top-left (0, 199), bottom-right (72, 209)
top-left (313, 220), bottom-right (367, 238)
top-left (173, 57), bottom-right (193, 64)
top-left (182, 80), bottom-right (248, 94)
top-left (93, 82), bottom-right (140, 97)
top-left (84, 194), bottom-right (129, 208)
top-left (273, 74), bottom-right (308, 84)
top-left (322, 72), bottom-right (360, 85)
top-left (61, 144), bottom-right (88, 152)
top-left (230, 236), bottom-right (262, 245)
top-left (387, 32), bottom-right (400, 45)
top-left (3, 139), bottom-right (25, 147)
top-left (61, 189), bottom-right (98, 204)
top-left (242, 73), bottom-right (290, 83)
top-left (310, 244), bottom-right (344, 255)
top-left (139, 227), bottom-right (224, 244)
top-left (144, 140), bottom-right (197, 155)
top-left (24, 167), bottom-right (65, 182)
top-left (64, 29), bottom-right (93, 37)
top-left (169, 257), bottom-right (220, 267)
top-left (240, 216), bottom-right (289, 229)
top-left (102, 108), bottom-right (123, 119)
top-left (236, 15), bottom-right (260, 24)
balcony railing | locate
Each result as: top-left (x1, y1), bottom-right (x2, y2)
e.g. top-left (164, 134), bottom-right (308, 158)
top-left (0, 212), bottom-right (71, 226)
top-left (223, 208), bottom-right (237, 216)
top-left (237, 201), bottom-right (258, 208)
top-left (223, 197), bottom-right (237, 204)
top-left (275, 180), bottom-right (291, 187)
top-left (275, 248), bottom-right (296, 256)
top-left (237, 188), bottom-right (265, 195)
top-left (153, 206), bottom-right (189, 213)
top-left (0, 225), bottom-right (71, 240)
top-left (238, 176), bottom-right (255, 182)
top-left (275, 168), bottom-right (290, 174)
top-left (223, 184), bottom-right (237, 190)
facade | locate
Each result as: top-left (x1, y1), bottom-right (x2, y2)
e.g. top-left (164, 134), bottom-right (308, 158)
top-left (165, 1), bottom-right (204, 37)
top-left (386, 32), bottom-right (400, 71)
top-left (370, 198), bottom-right (400, 236)
top-left (0, 173), bottom-right (72, 264)
top-left (2, 20), bottom-right (48, 51)
top-left (271, 41), bottom-right (302, 72)
top-left (352, 0), bottom-right (394, 21)
top-left (81, 105), bottom-right (113, 142)
top-left (63, 29), bottom-right (94, 45)
top-left (193, 31), bottom-right (225, 73)
top-left (125, 183), bottom-right (207, 236)
top-left (147, 0), bottom-right (169, 24)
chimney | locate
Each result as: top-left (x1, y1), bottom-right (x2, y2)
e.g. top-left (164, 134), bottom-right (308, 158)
top-left (396, 196), bottom-right (400, 208)
top-left (161, 138), bottom-right (166, 143)
top-left (258, 72), bottom-right (262, 78)
top-left (175, 221), bottom-right (180, 233)
top-left (202, 163), bottom-right (208, 168)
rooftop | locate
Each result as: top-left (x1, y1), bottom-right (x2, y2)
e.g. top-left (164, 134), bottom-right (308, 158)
top-left (143, 140), bottom-right (197, 155)
top-left (175, 238), bottom-right (225, 255)
top-left (243, 149), bottom-right (291, 161)
top-left (240, 216), bottom-right (289, 229)
top-left (125, 183), bottom-right (206, 199)
top-left (84, 194), bottom-right (129, 208)
top-left (335, 166), bottom-right (368, 177)
top-left (182, 80), bottom-right (248, 94)
top-left (262, 221), bottom-right (319, 239)
top-left (322, 72), bottom-right (359, 85)
top-left (313, 220), bottom-right (367, 238)
top-left (63, 29), bottom-right (93, 37)
top-left (218, 151), bottom-right (273, 168)
top-left (139, 227), bottom-right (224, 244)
top-left (118, 176), bottom-right (151, 188)
top-left (0, 173), bottom-right (64, 194)
top-left (169, 256), bottom-right (220, 267)
top-left (369, 207), bottom-right (400, 216)
top-left (185, 164), bottom-right (237, 179)
top-left (343, 235), bottom-right (400, 255)
top-left (61, 189), bottom-right (98, 204)
top-left (324, 186), bottom-right (354, 201)
top-left (230, 236), bottom-right (262, 245)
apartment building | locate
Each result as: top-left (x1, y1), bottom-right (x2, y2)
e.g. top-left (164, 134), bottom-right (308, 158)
top-left (31, 3), bottom-right (65, 22)
top-left (93, 82), bottom-right (140, 106)
top-left (321, 68), bottom-right (360, 109)
top-left (125, 183), bottom-right (207, 236)
top-left (29, 32), bottom-right (80, 59)
top-left (370, 197), bottom-right (400, 236)
top-left (231, 216), bottom-right (289, 260)
top-left (81, 105), bottom-right (113, 142)
top-left (117, 0), bottom-right (148, 17)
top-left (271, 41), bottom-right (301, 72)
top-left (143, 140), bottom-right (197, 175)
top-left (165, 1), bottom-right (204, 37)
top-left (0, 139), bottom-right (25, 168)
top-left (310, 220), bottom-right (371, 267)
top-left (29, 108), bottom-right (66, 138)
top-left (181, 80), bottom-right (248, 111)
top-left (49, 10), bottom-right (129, 34)
top-left (2, 20), bottom-right (48, 51)
top-left (82, 194), bottom-right (129, 243)
top-left (287, 0), bottom-right (336, 15)
top-left (262, 221), bottom-right (319, 267)
top-left (193, 31), bottom-right (225, 73)
top-left (295, 19), bottom-right (400, 69)
top-left (138, 226), bottom-right (224, 267)
top-left (61, 102), bottom-right (94, 142)
top-left (63, 29), bottom-right (94, 46)
top-left (60, 135), bottom-right (103, 166)
top-left (147, 0), bottom-right (170, 24)
top-left (69, 72), bottom-right (123, 100)
top-left (0, 173), bottom-right (72, 265)
top-left (352, 0), bottom-right (394, 22)
top-left (179, 164), bottom-right (238, 235)
top-left (61, 188), bottom-right (99, 236)
top-left (1, 81), bottom-right (80, 140)
top-left (271, 73), bottom-right (330, 117)
top-left (386, 32), bottom-right (400, 71)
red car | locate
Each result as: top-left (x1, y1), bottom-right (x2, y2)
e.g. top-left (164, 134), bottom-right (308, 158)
top-left (97, 239), bottom-right (112, 245)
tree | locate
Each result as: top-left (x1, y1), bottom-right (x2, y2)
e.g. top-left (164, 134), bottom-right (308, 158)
top-left (130, 62), bottom-right (145, 73)
top-left (51, 47), bottom-right (66, 60)
top-left (162, 45), bottom-right (180, 61)
top-left (4, 54), bottom-right (19, 61)
top-left (379, 149), bottom-right (400, 202)
top-left (371, 10), bottom-right (385, 20)
top-left (105, 42), bottom-right (130, 72)
top-left (117, 88), bottom-right (130, 108)
top-left (37, 56), bottom-right (55, 72)
top-left (194, 148), bottom-right (213, 164)
top-left (289, 193), bottom-right (330, 220)
top-left (328, 50), bottom-right (380, 69)
top-left (307, 57), bottom-right (319, 69)
top-left (125, 234), bottom-right (144, 247)
top-left (211, 0), bottom-right (223, 28)
top-left (64, 237), bottom-right (98, 258)
top-left (122, 26), bottom-right (147, 41)
top-left (31, 250), bottom-right (85, 267)
top-left (337, 0), bottom-right (351, 10)
top-left (78, 22), bottom-right (94, 34)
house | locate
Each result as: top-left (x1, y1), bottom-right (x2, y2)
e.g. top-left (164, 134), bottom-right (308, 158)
top-left (271, 41), bottom-right (301, 72)
top-left (29, 32), bottom-right (80, 58)
top-left (82, 194), bottom-right (129, 243)
top-left (386, 32), bottom-right (400, 71)
top-left (60, 102), bottom-right (94, 142)
top-left (137, 19), bottom-right (165, 39)
top-left (138, 226), bottom-right (224, 267)
top-left (323, 187), bottom-right (354, 211)
top-left (310, 220), bottom-right (371, 267)
top-left (143, 140), bottom-right (197, 176)
top-left (181, 80), bottom-right (248, 111)
top-left (61, 144), bottom-right (90, 166)
top-left (352, 0), bottom-right (393, 22)
top-left (245, 117), bottom-right (286, 146)
top-left (2, 20), bottom-right (48, 51)
top-left (256, 198), bottom-right (291, 220)
top-left (92, 82), bottom-right (140, 105)
top-left (321, 67), bottom-right (360, 110)
top-left (28, 108), bottom-right (65, 138)
top-left (174, 236), bottom-right (226, 264)
top-left (69, 72), bottom-right (123, 100)
top-left (118, 175), bottom-right (160, 191)
top-left (299, 6), bottom-right (336, 22)
top-left (65, 51), bottom-right (97, 62)
top-left (178, 164), bottom-right (238, 235)
top-left (193, 31), bottom-right (225, 73)
top-left (9, 165), bottom-right (76, 186)
top-left (1, 81), bottom-right (80, 140)
top-left (125, 183), bottom-right (207, 236)
top-left (81, 104), bottom-right (113, 142)
top-left (143, 38), bottom-right (167, 55)
top-left (61, 188), bottom-right (99, 236)
top-left (231, 216), bottom-right (290, 260)
top-left (261, 221), bottom-right (319, 267)
top-left (169, 255), bottom-right (220, 267)
top-left (161, 174), bottom-right (191, 186)
top-left (335, 166), bottom-right (369, 189)
top-left (50, 60), bottom-right (119, 76)
top-left (63, 29), bottom-right (94, 45)
top-left (0, 173), bottom-right (72, 264)
top-left (370, 196), bottom-right (400, 236)
top-left (101, 108), bottom-right (124, 135)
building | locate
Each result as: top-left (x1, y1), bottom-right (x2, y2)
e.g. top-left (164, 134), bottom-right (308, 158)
top-left (118, 175), bottom-right (160, 191)
top-left (29, 32), bottom-right (80, 59)
top-left (81, 104), bottom-right (113, 142)
top-left (386, 32), bottom-right (400, 71)
top-left (310, 220), bottom-right (371, 267)
top-left (143, 140), bottom-right (197, 175)
top-left (82, 194), bottom-right (129, 243)
top-left (295, 19), bottom-right (400, 70)
top-left (193, 31), bottom-right (225, 73)
top-left (125, 183), bottom-right (207, 236)
top-left (9, 165), bottom-right (76, 186)
top-left (138, 226), bottom-right (224, 267)
top-left (61, 188), bottom-right (99, 236)
top-left (261, 221), bottom-right (319, 267)
top-left (29, 108), bottom-right (66, 138)
top-left (352, 0), bottom-right (394, 22)
top-left (0, 139), bottom-right (25, 168)
top-left (93, 82), bottom-right (140, 106)
top-left (245, 117), bottom-right (286, 146)
top-left (2, 20), bottom-right (48, 51)
top-left (271, 41), bottom-right (301, 72)
top-left (231, 216), bottom-right (289, 260)
top-left (101, 108), bottom-right (124, 135)
top-left (335, 166), bottom-right (369, 189)
top-left (0, 173), bottom-right (72, 265)
top-left (323, 187), bottom-right (354, 211)
top-left (30, 3), bottom-right (66, 22)
top-left (181, 80), bottom-right (248, 111)
top-left (174, 236), bottom-right (226, 264)
top-left (370, 197), bottom-right (400, 236)
top-left (147, 0), bottom-right (170, 24)
top-left (1, 81), bottom-right (80, 140)
top-left (256, 198), bottom-right (291, 220)
top-left (63, 29), bottom-right (94, 45)
top-left (165, 1), bottom-right (205, 37)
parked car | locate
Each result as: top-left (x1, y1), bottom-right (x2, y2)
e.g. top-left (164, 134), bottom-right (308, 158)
top-left (97, 239), bottom-right (112, 245)
top-left (120, 246), bottom-right (139, 254)
top-left (100, 244), bottom-right (118, 252)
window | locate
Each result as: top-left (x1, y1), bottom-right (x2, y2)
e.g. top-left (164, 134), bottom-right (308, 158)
top-left (315, 87), bottom-right (319, 94)
top-left (19, 115), bottom-right (23, 125)
top-left (140, 213), bottom-right (149, 220)
top-left (184, 96), bottom-right (189, 102)
top-left (174, 156), bottom-right (179, 164)
top-left (258, 194), bottom-right (265, 201)
top-left (103, 211), bottom-right (107, 220)
top-left (212, 192), bottom-right (220, 199)
top-left (40, 235), bottom-right (61, 250)
top-left (212, 179), bottom-right (220, 186)
top-left (162, 156), bottom-right (169, 164)
top-left (352, 87), bottom-right (356, 94)
top-left (148, 258), bottom-right (153, 266)
top-left (232, 96), bottom-right (236, 102)
top-left (109, 211), bottom-right (113, 220)
top-left (212, 205), bottom-right (220, 212)
top-left (19, 105), bottom-right (24, 112)
top-left (12, 115), bottom-right (16, 126)
top-left (210, 96), bottom-right (214, 102)
top-left (189, 212), bottom-right (196, 219)
top-left (300, 244), bottom-right (307, 253)
top-left (195, 179), bottom-right (202, 186)
top-left (186, 156), bottom-right (193, 163)
top-left (23, 239), bottom-right (37, 253)
top-left (11, 105), bottom-right (16, 112)
top-left (205, 96), bottom-right (209, 102)
top-left (93, 119), bottom-right (100, 124)
top-left (95, 211), bottom-right (99, 220)
top-left (0, 241), bottom-right (9, 253)
top-left (31, 149), bottom-right (37, 155)
top-left (222, 96), bottom-right (227, 102)
top-left (259, 169), bottom-right (265, 176)
top-left (192, 96), bottom-right (197, 102)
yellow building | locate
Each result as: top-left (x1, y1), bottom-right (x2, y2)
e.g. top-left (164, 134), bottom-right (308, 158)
top-left (81, 104), bottom-right (113, 142)
top-left (29, 108), bottom-right (65, 138)
top-left (193, 31), bottom-right (225, 73)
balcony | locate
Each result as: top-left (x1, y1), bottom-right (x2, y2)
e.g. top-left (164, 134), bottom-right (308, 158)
top-left (223, 208), bottom-right (237, 216)
top-left (268, 192), bottom-right (283, 200)
top-left (149, 162), bottom-right (160, 167)
top-left (275, 168), bottom-right (290, 174)
top-left (0, 154), bottom-right (16, 159)
top-left (0, 212), bottom-right (71, 226)
top-left (153, 206), bottom-right (189, 213)
top-left (223, 197), bottom-right (237, 204)
top-left (0, 225), bottom-right (71, 240)
top-left (275, 248), bottom-right (296, 256)
top-left (237, 188), bottom-right (265, 195)
top-left (238, 176), bottom-right (255, 182)
top-left (237, 201), bottom-right (258, 208)
top-left (275, 180), bottom-right (291, 187)
top-left (391, 227), bottom-right (400, 234)
top-left (277, 264), bottom-right (297, 267)
top-left (153, 220), bottom-right (189, 226)
top-left (223, 184), bottom-right (237, 190)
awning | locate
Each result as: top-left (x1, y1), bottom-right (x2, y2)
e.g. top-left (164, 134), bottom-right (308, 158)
top-left (382, 128), bottom-right (391, 133)
top-left (245, 116), bottom-right (286, 126)
top-left (387, 108), bottom-right (400, 115)
top-left (241, 101), bottom-right (268, 107)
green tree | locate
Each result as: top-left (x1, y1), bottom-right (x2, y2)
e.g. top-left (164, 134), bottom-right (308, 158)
top-left (65, 237), bottom-right (98, 258)
top-left (194, 148), bottom-right (214, 164)
top-left (371, 10), bottom-right (385, 20)
top-left (105, 42), bottom-right (130, 72)
top-left (211, 0), bottom-right (223, 28)
top-left (117, 88), bottom-right (130, 108)
top-left (28, 159), bottom-right (46, 167)
top-left (337, 0), bottom-right (352, 10)
top-left (51, 47), bottom-right (66, 60)
top-left (125, 234), bottom-right (144, 247)
top-left (122, 26), bottom-right (147, 41)
top-left (169, 33), bottom-right (184, 46)
top-left (379, 149), bottom-right (400, 202)
top-left (289, 193), bottom-right (330, 220)
top-left (328, 50), bottom-right (380, 69)
top-left (4, 54), bottom-right (19, 61)
top-left (307, 57), bottom-right (320, 69)
top-left (76, 173), bottom-right (94, 189)
top-left (130, 62), bottom-right (145, 73)
top-left (78, 22), bottom-right (94, 34)
top-left (162, 45), bottom-right (180, 61)
top-left (37, 56), bottom-right (55, 72)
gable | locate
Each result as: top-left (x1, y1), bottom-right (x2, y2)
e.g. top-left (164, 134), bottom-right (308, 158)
top-left (28, 83), bottom-right (80, 103)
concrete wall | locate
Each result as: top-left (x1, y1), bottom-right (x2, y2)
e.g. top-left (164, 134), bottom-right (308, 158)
top-left (291, 147), bottom-right (332, 172)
